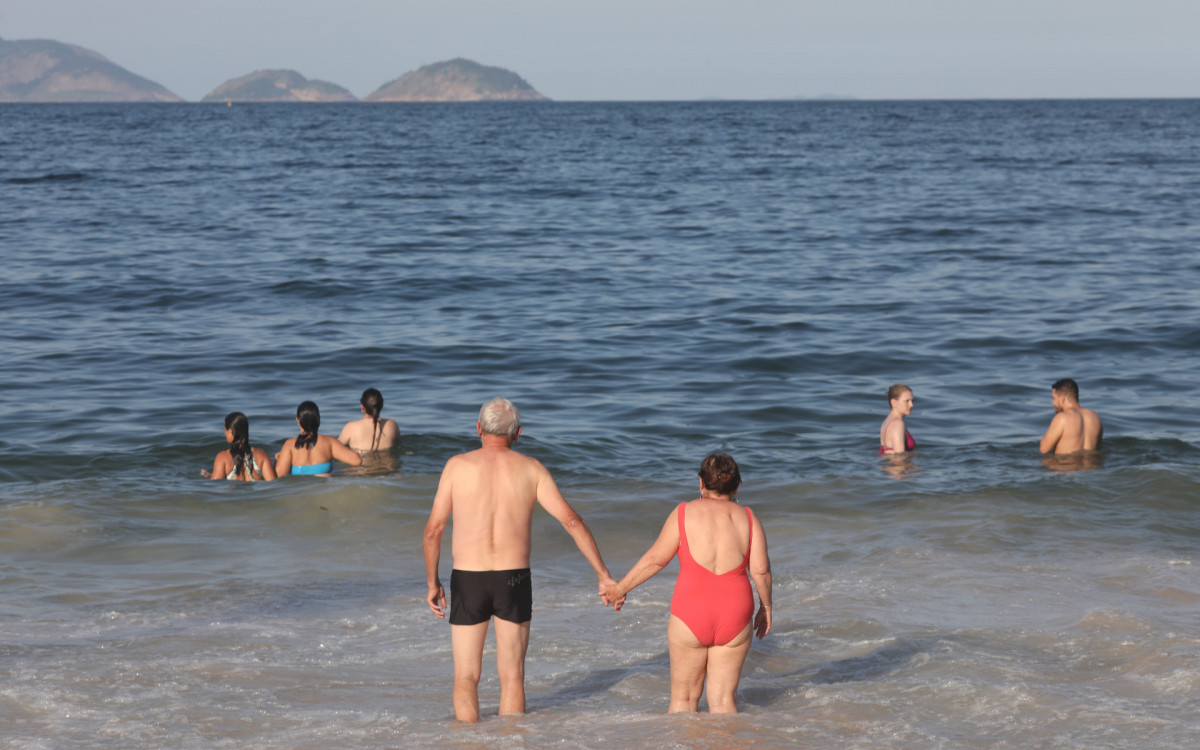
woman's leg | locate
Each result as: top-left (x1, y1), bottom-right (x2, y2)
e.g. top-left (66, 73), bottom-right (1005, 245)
top-left (701, 621), bottom-right (752, 713)
top-left (667, 615), bottom-right (708, 712)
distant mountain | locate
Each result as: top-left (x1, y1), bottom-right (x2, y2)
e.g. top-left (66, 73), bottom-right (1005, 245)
top-left (0, 37), bottom-right (181, 102)
top-left (365, 58), bottom-right (546, 102)
top-left (202, 69), bottom-right (357, 103)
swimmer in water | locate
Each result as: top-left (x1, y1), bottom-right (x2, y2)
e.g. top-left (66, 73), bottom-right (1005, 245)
top-left (207, 411), bottom-right (277, 481)
top-left (1039, 378), bottom-right (1103, 455)
top-left (338, 388), bottom-right (399, 452)
top-left (275, 401), bottom-right (362, 477)
top-left (879, 384), bottom-right (916, 455)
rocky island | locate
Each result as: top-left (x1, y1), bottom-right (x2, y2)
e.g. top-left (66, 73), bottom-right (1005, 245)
top-left (0, 37), bottom-right (181, 102)
top-left (202, 70), bottom-right (357, 102)
top-left (365, 58), bottom-right (546, 102)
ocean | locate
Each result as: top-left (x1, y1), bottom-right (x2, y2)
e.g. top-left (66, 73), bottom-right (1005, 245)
top-left (1, 99), bottom-right (1199, 748)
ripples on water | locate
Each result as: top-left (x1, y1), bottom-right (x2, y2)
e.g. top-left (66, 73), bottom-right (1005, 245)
top-left (2, 100), bottom-right (1199, 746)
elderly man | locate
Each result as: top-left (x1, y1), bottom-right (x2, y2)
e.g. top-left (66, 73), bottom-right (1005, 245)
top-left (423, 397), bottom-right (616, 722)
top-left (1039, 378), bottom-right (1103, 455)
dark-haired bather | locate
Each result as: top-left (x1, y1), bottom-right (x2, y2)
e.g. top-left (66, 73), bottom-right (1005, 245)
top-left (275, 401), bottom-right (363, 477)
top-left (208, 412), bottom-right (277, 481)
top-left (338, 388), bottom-right (399, 453)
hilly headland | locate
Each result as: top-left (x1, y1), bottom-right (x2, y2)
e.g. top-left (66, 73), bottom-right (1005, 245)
top-left (365, 58), bottom-right (546, 102)
top-left (0, 37), bottom-right (181, 102)
top-left (1, 36), bottom-right (547, 103)
top-left (202, 70), bottom-right (357, 102)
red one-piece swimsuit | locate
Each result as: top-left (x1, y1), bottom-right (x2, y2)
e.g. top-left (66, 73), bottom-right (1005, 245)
top-left (669, 502), bottom-right (755, 646)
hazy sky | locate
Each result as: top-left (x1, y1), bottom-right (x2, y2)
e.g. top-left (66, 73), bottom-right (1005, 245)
top-left (3, 0), bottom-right (1198, 101)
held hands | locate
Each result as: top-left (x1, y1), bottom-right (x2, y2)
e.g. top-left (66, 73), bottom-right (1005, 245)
top-left (599, 576), bottom-right (626, 612)
top-left (427, 582), bottom-right (446, 619)
top-left (754, 603), bottom-right (772, 639)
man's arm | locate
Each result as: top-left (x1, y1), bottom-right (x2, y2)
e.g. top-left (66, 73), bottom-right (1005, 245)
top-left (1040, 413), bottom-right (1065, 454)
top-left (532, 461), bottom-right (616, 598)
top-left (423, 460), bottom-right (455, 618)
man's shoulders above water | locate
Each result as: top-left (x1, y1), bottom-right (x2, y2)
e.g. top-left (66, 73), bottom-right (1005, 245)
top-left (1041, 406), bottom-right (1103, 454)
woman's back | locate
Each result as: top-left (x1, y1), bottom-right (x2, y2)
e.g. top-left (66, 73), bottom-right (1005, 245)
top-left (681, 499), bottom-right (752, 573)
top-left (288, 434), bottom-right (336, 465)
top-left (339, 416), bottom-right (398, 452)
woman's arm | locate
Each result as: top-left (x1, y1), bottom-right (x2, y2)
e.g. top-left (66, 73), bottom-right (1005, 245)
top-left (605, 507), bottom-right (681, 612)
top-left (748, 509), bottom-right (773, 638)
top-left (209, 451), bottom-right (230, 480)
top-left (883, 418), bottom-right (907, 453)
top-left (327, 435), bottom-right (363, 466)
top-left (380, 419), bottom-right (400, 446)
top-left (255, 447), bottom-right (277, 481)
top-left (274, 440), bottom-right (293, 477)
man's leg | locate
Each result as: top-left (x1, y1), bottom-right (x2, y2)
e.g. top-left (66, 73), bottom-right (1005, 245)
top-left (450, 621), bottom-right (490, 722)
top-left (492, 617), bottom-right (531, 715)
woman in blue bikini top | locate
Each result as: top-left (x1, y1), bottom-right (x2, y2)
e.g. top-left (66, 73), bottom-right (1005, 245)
top-left (275, 401), bottom-right (363, 477)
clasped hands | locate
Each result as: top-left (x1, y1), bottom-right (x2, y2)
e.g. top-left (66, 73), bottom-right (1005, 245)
top-left (598, 577), bottom-right (626, 612)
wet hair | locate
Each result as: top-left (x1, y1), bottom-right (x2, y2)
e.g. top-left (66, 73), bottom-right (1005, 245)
top-left (699, 453), bottom-right (742, 496)
top-left (478, 397), bottom-right (520, 439)
top-left (887, 384), bottom-right (912, 403)
top-left (1052, 378), bottom-right (1079, 402)
top-left (224, 411), bottom-right (252, 479)
top-left (361, 388), bottom-right (384, 451)
top-left (294, 401), bottom-right (320, 450)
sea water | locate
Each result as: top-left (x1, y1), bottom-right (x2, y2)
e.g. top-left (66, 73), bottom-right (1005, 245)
top-left (1, 99), bottom-right (1199, 748)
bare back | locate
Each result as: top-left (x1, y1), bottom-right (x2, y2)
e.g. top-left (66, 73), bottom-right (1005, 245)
top-left (338, 417), bottom-right (399, 452)
top-left (681, 499), bottom-right (752, 574)
top-left (1042, 406), bottom-right (1104, 455)
top-left (1079, 408), bottom-right (1103, 450)
top-left (276, 433), bottom-right (362, 474)
top-left (437, 446), bottom-right (550, 570)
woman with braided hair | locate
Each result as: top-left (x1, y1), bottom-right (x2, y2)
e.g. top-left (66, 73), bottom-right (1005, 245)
top-left (275, 401), bottom-right (362, 477)
top-left (338, 388), bottom-right (399, 453)
top-left (207, 412), bottom-right (277, 481)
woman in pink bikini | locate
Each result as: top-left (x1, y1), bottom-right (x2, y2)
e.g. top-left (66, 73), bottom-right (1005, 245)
top-left (879, 383), bottom-right (916, 455)
top-left (604, 454), bottom-right (772, 713)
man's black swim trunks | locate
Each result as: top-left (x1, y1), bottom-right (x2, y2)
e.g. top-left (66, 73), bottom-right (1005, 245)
top-left (449, 568), bottom-right (532, 625)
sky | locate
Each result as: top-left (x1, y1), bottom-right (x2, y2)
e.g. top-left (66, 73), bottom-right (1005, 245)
top-left (3, 0), bottom-right (1199, 102)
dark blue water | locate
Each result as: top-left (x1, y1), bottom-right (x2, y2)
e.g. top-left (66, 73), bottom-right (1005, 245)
top-left (2, 100), bottom-right (1199, 747)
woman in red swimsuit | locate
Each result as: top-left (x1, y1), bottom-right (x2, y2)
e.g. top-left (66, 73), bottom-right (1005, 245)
top-left (604, 454), bottom-right (772, 713)
top-left (879, 383), bottom-right (916, 455)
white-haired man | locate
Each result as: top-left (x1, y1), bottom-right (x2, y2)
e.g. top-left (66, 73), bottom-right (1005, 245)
top-left (423, 397), bottom-right (616, 722)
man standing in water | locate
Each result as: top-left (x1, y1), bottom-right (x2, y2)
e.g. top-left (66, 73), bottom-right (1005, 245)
top-left (423, 397), bottom-right (617, 722)
top-left (1039, 378), bottom-right (1103, 454)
